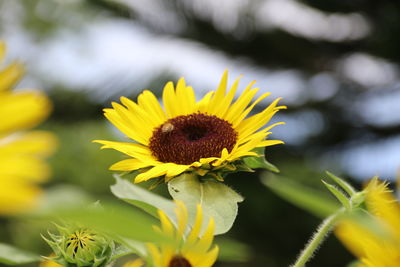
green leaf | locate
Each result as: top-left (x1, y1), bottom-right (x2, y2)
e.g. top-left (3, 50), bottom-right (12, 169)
top-left (111, 243), bottom-right (138, 261)
top-left (242, 148), bottom-right (279, 173)
top-left (31, 200), bottom-right (164, 244)
top-left (326, 171), bottom-right (356, 197)
top-left (168, 173), bottom-right (244, 235)
top-left (0, 243), bottom-right (40, 265)
top-left (111, 175), bottom-right (175, 220)
top-left (261, 174), bottom-right (339, 217)
top-left (215, 237), bottom-right (251, 263)
top-left (117, 238), bottom-right (147, 258)
top-left (38, 184), bottom-right (94, 212)
top-left (347, 261), bottom-right (362, 267)
top-left (322, 180), bottom-right (351, 210)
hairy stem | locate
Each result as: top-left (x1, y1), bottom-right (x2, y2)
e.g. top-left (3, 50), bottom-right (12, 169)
top-left (291, 209), bottom-right (343, 267)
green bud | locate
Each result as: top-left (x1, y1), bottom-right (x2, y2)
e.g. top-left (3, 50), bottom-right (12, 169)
top-left (43, 224), bottom-right (114, 267)
top-left (350, 191), bottom-right (366, 208)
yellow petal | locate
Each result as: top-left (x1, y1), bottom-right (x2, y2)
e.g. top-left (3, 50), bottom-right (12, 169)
top-left (175, 200), bottom-right (188, 239)
top-left (134, 164), bottom-right (172, 183)
top-left (0, 41), bottom-right (5, 62)
top-left (39, 259), bottom-right (63, 267)
top-left (158, 209), bottom-right (174, 238)
top-left (122, 259), bottom-right (145, 267)
top-left (110, 159), bottom-right (155, 171)
top-left (0, 62), bottom-right (24, 92)
top-left (197, 217), bottom-right (215, 252)
top-left (94, 140), bottom-right (153, 159)
top-left (0, 90), bottom-right (51, 134)
top-left (0, 178), bottom-right (41, 214)
top-left (186, 204), bottom-right (203, 246)
top-left (365, 178), bottom-right (400, 237)
top-left (136, 90), bottom-right (166, 125)
top-left (163, 81), bottom-right (180, 118)
top-left (231, 91), bottom-right (271, 128)
top-left (0, 130), bottom-right (57, 157)
top-left (198, 246), bottom-right (219, 267)
top-left (0, 156), bottom-right (50, 183)
top-left (175, 78), bottom-right (196, 115)
top-left (224, 83), bottom-right (258, 124)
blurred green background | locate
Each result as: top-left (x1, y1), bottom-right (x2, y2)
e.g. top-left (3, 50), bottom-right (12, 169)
top-left (1, 0), bottom-right (400, 266)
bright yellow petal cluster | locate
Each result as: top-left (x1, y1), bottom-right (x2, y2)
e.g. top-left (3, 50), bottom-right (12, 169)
top-left (0, 41), bottom-right (57, 214)
top-left (123, 259), bottom-right (145, 267)
top-left (336, 178), bottom-right (400, 267)
top-left (146, 201), bottom-right (219, 267)
top-left (39, 258), bottom-right (62, 267)
top-left (95, 71), bottom-right (285, 183)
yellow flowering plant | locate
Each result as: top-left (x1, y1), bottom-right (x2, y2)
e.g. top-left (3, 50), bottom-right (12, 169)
top-left (336, 178), bottom-right (400, 267)
top-left (95, 70), bottom-right (285, 184)
top-left (0, 41), bottom-right (57, 214)
top-left (93, 71), bottom-right (285, 237)
top-left (262, 170), bottom-right (400, 267)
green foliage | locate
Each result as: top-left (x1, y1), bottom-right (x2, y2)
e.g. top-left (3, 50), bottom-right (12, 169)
top-left (31, 199), bottom-right (163, 244)
top-left (42, 120), bottom-right (121, 194)
top-left (242, 148), bottom-right (280, 173)
top-left (110, 175), bottom-right (176, 221)
top-left (322, 181), bottom-right (351, 211)
top-left (325, 172), bottom-right (356, 197)
top-left (168, 173), bottom-right (244, 235)
top-left (215, 237), bottom-right (252, 263)
top-left (261, 174), bottom-right (339, 217)
top-left (0, 243), bottom-right (40, 265)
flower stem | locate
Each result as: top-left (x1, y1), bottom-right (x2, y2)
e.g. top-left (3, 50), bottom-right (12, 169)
top-left (291, 209), bottom-right (343, 267)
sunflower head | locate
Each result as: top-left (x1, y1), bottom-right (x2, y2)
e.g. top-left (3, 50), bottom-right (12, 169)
top-left (146, 200), bottom-right (219, 267)
top-left (43, 225), bottom-right (114, 267)
top-left (95, 70), bottom-right (285, 183)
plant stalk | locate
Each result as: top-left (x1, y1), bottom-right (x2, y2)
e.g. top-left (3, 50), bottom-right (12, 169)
top-left (291, 209), bottom-right (343, 267)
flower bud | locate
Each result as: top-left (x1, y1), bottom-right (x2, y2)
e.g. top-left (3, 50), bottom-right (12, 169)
top-left (43, 225), bottom-right (114, 267)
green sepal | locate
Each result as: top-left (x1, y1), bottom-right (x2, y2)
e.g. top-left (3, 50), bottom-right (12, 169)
top-left (322, 180), bottom-right (351, 211)
top-left (207, 171), bottom-right (225, 182)
top-left (242, 147), bottom-right (279, 173)
top-left (326, 171), bottom-right (356, 196)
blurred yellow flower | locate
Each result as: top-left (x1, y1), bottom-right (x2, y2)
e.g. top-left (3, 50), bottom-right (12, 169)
top-left (39, 258), bottom-right (62, 267)
top-left (146, 201), bottom-right (219, 267)
top-left (336, 178), bottom-right (400, 267)
top-left (0, 41), bottom-right (57, 214)
top-left (95, 70), bottom-right (285, 183)
top-left (123, 259), bottom-right (145, 267)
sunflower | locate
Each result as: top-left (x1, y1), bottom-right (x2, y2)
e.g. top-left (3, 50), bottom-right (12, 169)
top-left (0, 41), bottom-right (56, 214)
top-left (39, 256), bottom-right (62, 267)
top-left (336, 178), bottom-right (400, 267)
top-left (123, 259), bottom-right (145, 267)
top-left (95, 71), bottom-right (285, 183)
top-left (145, 200), bottom-right (218, 267)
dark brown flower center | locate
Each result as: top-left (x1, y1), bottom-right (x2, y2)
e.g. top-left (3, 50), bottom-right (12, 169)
top-left (149, 113), bottom-right (237, 165)
top-left (168, 256), bottom-right (192, 267)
